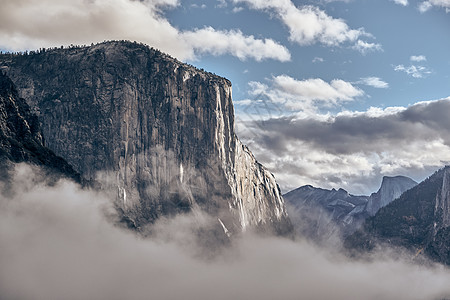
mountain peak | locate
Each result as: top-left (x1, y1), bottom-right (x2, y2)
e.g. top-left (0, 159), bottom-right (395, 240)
top-left (366, 175), bottom-right (417, 216)
top-left (381, 175), bottom-right (417, 185)
top-left (0, 40), bottom-right (230, 86)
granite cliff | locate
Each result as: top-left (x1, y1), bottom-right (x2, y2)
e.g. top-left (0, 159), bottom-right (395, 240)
top-left (365, 176), bottom-right (418, 216)
top-left (0, 72), bottom-right (81, 183)
top-left (0, 41), bottom-right (290, 234)
top-left (284, 176), bottom-right (417, 245)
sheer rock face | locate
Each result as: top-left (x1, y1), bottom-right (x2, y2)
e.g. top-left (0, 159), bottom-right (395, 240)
top-left (436, 168), bottom-right (450, 229)
top-left (284, 176), bottom-right (417, 245)
top-left (0, 41), bottom-right (289, 233)
top-left (0, 72), bottom-right (80, 182)
top-left (366, 176), bottom-right (418, 216)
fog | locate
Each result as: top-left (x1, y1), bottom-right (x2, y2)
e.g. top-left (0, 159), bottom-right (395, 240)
top-left (1, 164), bottom-right (450, 300)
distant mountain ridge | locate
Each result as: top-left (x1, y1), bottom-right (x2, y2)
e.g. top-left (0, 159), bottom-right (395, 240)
top-left (345, 166), bottom-right (450, 265)
top-left (284, 176), bottom-right (417, 245)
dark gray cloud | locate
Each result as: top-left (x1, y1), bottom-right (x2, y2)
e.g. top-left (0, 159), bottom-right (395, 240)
top-left (252, 99), bottom-right (450, 155)
top-left (2, 163), bottom-right (450, 300)
top-left (237, 99), bottom-right (450, 194)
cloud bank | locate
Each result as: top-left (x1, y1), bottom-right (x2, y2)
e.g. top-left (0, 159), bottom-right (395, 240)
top-left (1, 164), bottom-right (450, 300)
top-left (0, 0), bottom-right (290, 62)
top-left (236, 98), bottom-right (450, 194)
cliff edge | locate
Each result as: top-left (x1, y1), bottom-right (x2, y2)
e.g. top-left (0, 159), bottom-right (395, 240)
top-left (0, 41), bottom-right (290, 234)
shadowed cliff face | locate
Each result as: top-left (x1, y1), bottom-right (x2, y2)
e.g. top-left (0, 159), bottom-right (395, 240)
top-left (0, 72), bottom-right (81, 183)
top-left (0, 41), bottom-right (290, 234)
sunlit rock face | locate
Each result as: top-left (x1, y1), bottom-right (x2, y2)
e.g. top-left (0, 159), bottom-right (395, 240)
top-left (0, 41), bottom-right (290, 234)
top-left (346, 166), bottom-right (450, 265)
top-left (366, 176), bottom-right (418, 216)
top-left (284, 176), bottom-right (417, 245)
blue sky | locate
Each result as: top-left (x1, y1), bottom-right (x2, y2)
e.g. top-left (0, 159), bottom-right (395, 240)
top-left (167, 0), bottom-right (450, 111)
top-left (1, 0), bottom-right (449, 194)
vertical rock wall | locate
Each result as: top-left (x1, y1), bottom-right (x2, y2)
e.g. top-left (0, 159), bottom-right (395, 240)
top-left (0, 72), bottom-right (81, 182)
top-left (0, 41), bottom-right (290, 233)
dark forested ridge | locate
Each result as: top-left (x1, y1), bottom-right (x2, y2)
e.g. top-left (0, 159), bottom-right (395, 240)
top-left (345, 166), bottom-right (450, 265)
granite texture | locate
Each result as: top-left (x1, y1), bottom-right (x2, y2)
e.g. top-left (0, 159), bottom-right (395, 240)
top-left (0, 41), bottom-right (290, 233)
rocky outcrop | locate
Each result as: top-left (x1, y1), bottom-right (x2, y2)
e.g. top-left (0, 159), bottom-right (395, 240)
top-left (436, 168), bottom-right (450, 229)
top-left (366, 176), bottom-right (418, 216)
top-left (345, 166), bottom-right (450, 265)
top-left (0, 41), bottom-right (290, 234)
top-left (0, 71), bottom-right (81, 182)
top-left (284, 176), bottom-right (417, 245)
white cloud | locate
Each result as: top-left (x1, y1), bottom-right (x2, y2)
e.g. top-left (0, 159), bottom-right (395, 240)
top-left (419, 0), bottom-right (450, 12)
top-left (246, 75), bottom-right (363, 113)
top-left (234, 99), bottom-right (253, 106)
top-left (233, 0), bottom-right (381, 52)
top-left (216, 0), bottom-right (228, 8)
top-left (391, 0), bottom-right (409, 6)
top-left (410, 55), bottom-right (427, 62)
top-left (0, 0), bottom-right (290, 62)
top-left (190, 3), bottom-right (207, 9)
top-left (337, 105), bottom-right (406, 118)
top-left (312, 57), bottom-right (324, 63)
top-left (358, 77), bottom-right (389, 89)
top-left (274, 75), bottom-right (364, 102)
top-left (281, 5), bottom-right (361, 46)
top-left (352, 40), bottom-right (383, 54)
top-left (419, 1), bottom-right (434, 11)
top-left (394, 64), bottom-right (431, 78)
top-left (182, 27), bottom-right (291, 62)
top-left (152, 0), bottom-right (180, 7)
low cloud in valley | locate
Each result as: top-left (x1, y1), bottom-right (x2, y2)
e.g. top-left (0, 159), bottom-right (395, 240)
top-left (1, 164), bottom-right (450, 300)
